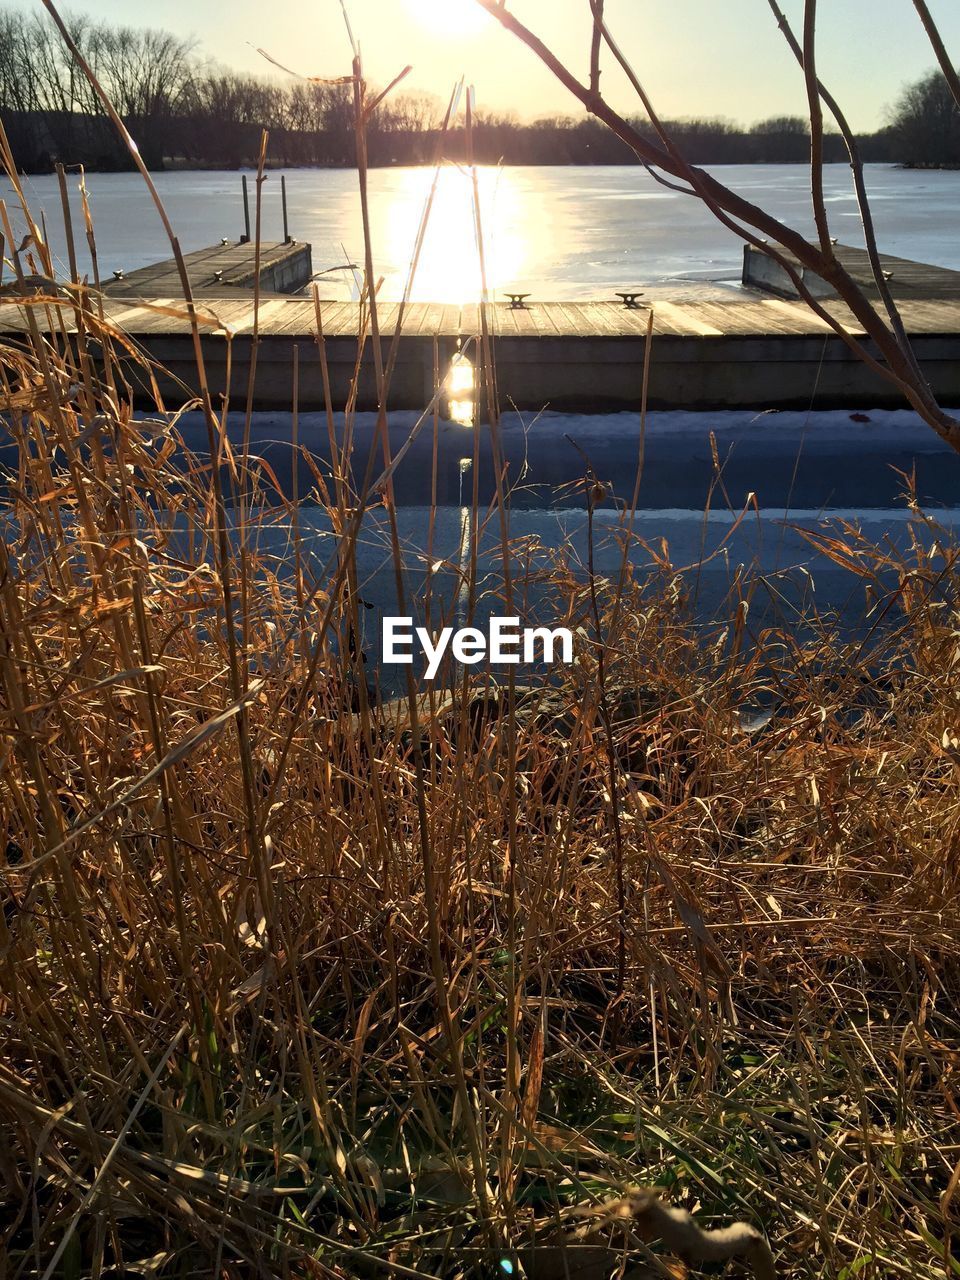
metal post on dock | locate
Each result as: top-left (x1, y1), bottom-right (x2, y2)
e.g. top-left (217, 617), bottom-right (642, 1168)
top-left (241, 174), bottom-right (251, 244)
top-left (281, 174), bottom-right (291, 243)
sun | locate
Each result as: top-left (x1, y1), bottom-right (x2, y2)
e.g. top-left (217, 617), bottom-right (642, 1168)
top-left (404, 0), bottom-right (491, 38)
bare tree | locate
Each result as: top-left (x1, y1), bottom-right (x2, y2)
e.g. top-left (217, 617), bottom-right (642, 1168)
top-left (22, 10), bottom-right (102, 159)
top-left (889, 69), bottom-right (960, 167)
top-left (0, 11), bottom-right (39, 115)
top-left (0, 3), bottom-right (934, 173)
top-left (92, 23), bottom-right (196, 167)
top-left (385, 90), bottom-right (442, 134)
top-left (749, 115), bottom-right (810, 163)
top-left (474, 0), bottom-right (960, 453)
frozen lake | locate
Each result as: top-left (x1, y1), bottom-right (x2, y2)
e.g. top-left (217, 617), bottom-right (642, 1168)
top-left (5, 163), bottom-right (960, 302)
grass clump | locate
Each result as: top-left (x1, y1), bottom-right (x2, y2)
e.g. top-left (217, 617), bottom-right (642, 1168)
top-left (1, 80), bottom-right (960, 1280)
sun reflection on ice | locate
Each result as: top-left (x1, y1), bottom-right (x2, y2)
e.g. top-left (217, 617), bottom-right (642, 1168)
top-left (380, 165), bottom-right (526, 303)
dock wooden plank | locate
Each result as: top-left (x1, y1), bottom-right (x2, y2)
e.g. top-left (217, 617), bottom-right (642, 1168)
top-left (231, 298), bottom-right (292, 334)
top-left (540, 303), bottom-right (585, 337)
top-left (374, 303), bottom-right (401, 337)
top-left (754, 299), bottom-right (820, 334)
top-left (487, 303), bottom-right (516, 337)
top-left (689, 302), bottom-right (765, 335)
top-left (0, 300), bottom-right (31, 331)
top-left (415, 303), bottom-right (450, 337)
top-left (105, 240), bottom-right (312, 298)
top-left (897, 299), bottom-right (960, 331)
top-left (399, 303), bottom-right (431, 336)
top-left (548, 302), bottom-right (586, 335)
top-left (588, 303), bottom-right (650, 336)
top-left (13, 291), bottom-right (960, 344)
top-left (645, 306), bottom-right (684, 338)
top-left (436, 304), bottom-right (459, 337)
top-left (577, 302), bottom-right (626, 337)
top-left (187, 298), bottom-right (262, 333)
top-left (406, 303), bottom-right (439, 337)
top-left (459, 304), bottom-right (480, 338)
top-left (506, 305), bottom-right (539, 336)
top-left (273, 301), bottom-right (322, 336)
top-left (698, 300), bottom-right (801, 336)
top-left (757, 298), bottom-right (842, 335)
top-left (815, 301), bottom-right (867, 336)
top-left (10, 236), bottom-right (960, 415)
top-left (528, 304), bottom-right (561, 336)
top-left (651, 302), bottom-right (724, 337)
top-left (321, 302), bottom-right (363, 337)
top-left (104, 300), bottom-right (193, 333)
top-left (630, 306), bottom-right (655, 334)
top-left (104, 296), bottom-right (269, 334)
top-left (313, 301), bottom-right (353, 337)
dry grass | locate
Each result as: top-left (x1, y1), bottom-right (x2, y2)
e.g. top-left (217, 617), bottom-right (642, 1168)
top-left (2, 56), bottom-right (960, 1280)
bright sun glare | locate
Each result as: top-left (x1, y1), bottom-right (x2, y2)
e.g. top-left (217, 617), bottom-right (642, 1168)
top-left (378, 166), bottom-right (526, 304)
top-left (405, 0), bottom-right (490, 37)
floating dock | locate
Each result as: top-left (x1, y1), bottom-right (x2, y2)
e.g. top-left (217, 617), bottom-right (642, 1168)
top-left (4, 241), bottom-right (960, 411)
top-left (742, 241), bottom-right (960, 302)
top-left (104, 240), bottom-right (313, 297)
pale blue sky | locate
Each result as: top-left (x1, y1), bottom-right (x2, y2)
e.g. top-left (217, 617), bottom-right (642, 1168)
top-left (22, 0), bottom-right (960, 130)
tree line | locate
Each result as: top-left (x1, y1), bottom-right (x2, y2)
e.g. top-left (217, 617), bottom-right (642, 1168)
top-left (0, 8), bottom-right (956, 172)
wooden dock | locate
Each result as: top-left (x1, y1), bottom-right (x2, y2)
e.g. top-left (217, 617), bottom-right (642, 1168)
top-left (104, 240), bottom-right (313, 297)
top-left (743, 241), bottom-right (960, 303)
top-left (4, 240), bottom-right (960, 411)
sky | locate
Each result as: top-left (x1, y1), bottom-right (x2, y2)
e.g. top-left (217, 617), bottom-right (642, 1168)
top-left (22, 0), bottom-right (960, 132)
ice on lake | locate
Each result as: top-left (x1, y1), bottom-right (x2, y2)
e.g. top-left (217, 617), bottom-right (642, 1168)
top-left (5, 162), bottom-right (960, 302)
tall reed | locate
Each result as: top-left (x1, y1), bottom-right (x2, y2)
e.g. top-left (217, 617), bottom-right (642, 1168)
top-left (1, 16), bottom-right (959, 1280)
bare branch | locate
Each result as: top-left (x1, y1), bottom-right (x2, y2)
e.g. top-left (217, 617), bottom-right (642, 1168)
top-left (364, 64), bottom-right (413, 121)
top-left (589, 0), bottom-right (603, 98)
top-left (802, 0), bottom-right (831, 255)
top-left (584, 20), bottom-right (905, 390)
top-left (912, 0), bottom-right (960, 112)
top-left (765, 0), bottom-right (922, 381)
top-left (473, 0), bottom-right (960, 450)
